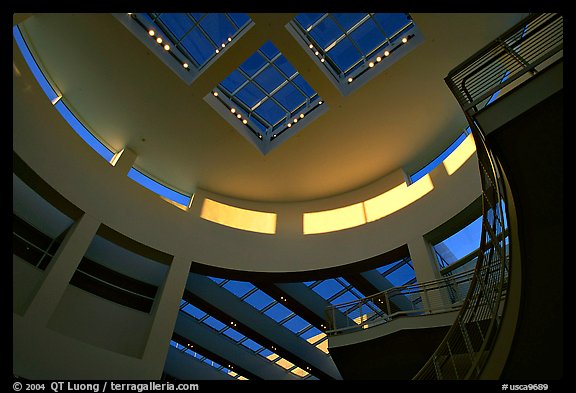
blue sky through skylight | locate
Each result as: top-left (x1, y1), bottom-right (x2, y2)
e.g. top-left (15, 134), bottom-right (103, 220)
top-left (293, 13), bottom-right (414, 80)
top-left (214, 40), bottom-right (322, 138)
top-left (142, 13), bottom-right (251, 70)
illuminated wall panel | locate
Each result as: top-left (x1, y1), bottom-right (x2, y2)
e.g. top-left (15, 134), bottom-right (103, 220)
top-left (442, 133), bottom-right (477, 175)
top-left (200, 198), bottom-right (277, 235)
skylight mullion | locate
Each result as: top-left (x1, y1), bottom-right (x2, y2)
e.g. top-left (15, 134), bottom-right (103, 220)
top-left (277, 311), bottom-right (297, 326)
top-left (324, 13), bottom-right (369, 54)
top-left (367, 13), bottom-right (389, 38)
top-left (240, 286), bottom-right (259, 301)
top-left (224, 13), bottom-right (242, 30)
top-left (194, 20), bottom-right (220, 50)
top-left (250, 79), bottom-right (292, 122)
top-left (268, 61), bottom-right (312, 107)
top-left (379, 257), bottom-right (411, 278)
top-left (328, 14), bottom-right (368, 67)
top-left (151, 14), bottom-right (200, 67)
top-left (169, 14), bottom-right (202, 47)
top-left (326, 286), bottom-right (349, 303)
top-left (305, 13), bottom-right (330, 32)
top-left (259, 300), bottom-right (278, 314)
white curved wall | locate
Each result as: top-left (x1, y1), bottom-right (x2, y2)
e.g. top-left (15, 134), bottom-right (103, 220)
top-left (13, 35), bottom-right (482, 274)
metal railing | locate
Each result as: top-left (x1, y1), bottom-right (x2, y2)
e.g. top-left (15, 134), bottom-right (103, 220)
top-left (325, 267), bottom-right (479, 335)
top-left (445, 13), bottom-right (563, 117)
top-left (414, 12), bottom-right (562, 379)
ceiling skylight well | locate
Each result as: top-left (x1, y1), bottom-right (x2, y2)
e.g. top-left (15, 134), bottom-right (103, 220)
top-left (288, 13), bottom-right (423, 94)
top-left (117, 13), bottom-right (253, 84)
top-left (206, 40), bottom-right (327, 155)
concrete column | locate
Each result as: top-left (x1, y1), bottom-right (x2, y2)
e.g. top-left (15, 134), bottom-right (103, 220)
top-left (407, 235), bottom-right (451, 310)
top-left (141, 253), bottom-right (192, 376)
top-left (24, 212), bottom-right (100, 326)
top-left (111, 147), bottom-right (137, 176)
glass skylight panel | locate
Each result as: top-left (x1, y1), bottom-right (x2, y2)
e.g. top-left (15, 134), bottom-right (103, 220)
top-left (222, 279), bottom-right (255, 298)
top-left (244, 290), bottom-right (275, 310)
top-left (137, 13), bottom-right (251, 70)
top-left (282, 314), bottom-right (309, 334)
top-left (209, 40), bottom-right (325, 154)
top-left (290, 13), bottom-right (419, 93)
top-left (376, 257), bottom-right (416, 287)
top-left (222, 326), bottom-right (245, 342)
top-left (310, 278), bottom-right (346, 301)
top-left (264, 302), bottom-right (293, 322)
top-left (299, 325), bottom-right (323, 341)
top-left (204, 315), bottom-right (227, 331)
top-left (240, 338), bottom-right (263, 352)
top-left (180, 301), bottom-right (207, 320)
top-left (383, 260), bottom-right (416, 287)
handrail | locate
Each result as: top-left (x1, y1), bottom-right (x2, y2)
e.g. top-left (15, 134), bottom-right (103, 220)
top-left (414, 12), bottom-right (562, 380)
top-left (445, 13), bottom-right (563, 116)
top-left (325, 267), bottom-right (479, 335)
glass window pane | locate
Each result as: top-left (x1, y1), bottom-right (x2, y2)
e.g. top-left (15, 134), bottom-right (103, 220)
top-left (274, 56), bottom-right (297, 78)
top-left (181, 303), bottom-right (207, 319)
top-left (254, 99), bottom-right (286, 125)
top-left (349, 18), bottom-right (386, 56)
top-left (331, 290), bottom-right (360, 306)
top-left (204, 316), bottom-right (226, 331)
top-left (254, 66), bottom-right (285, 94)
top-left (236, 82), bottom-right (267, 108)
top-left (199, 14), bottom-right (237, 46)
top-left (373, 13), bottom-right (411, 38)
top-left (244, 290), bottom-right (275, 310)
top-left (258, 348), bottom-right (274, 358)
top-left (222, 327), bottom-right (245, 342)
top-left (179, 28), bottom-right (214, 66)
top-left (310, 17), bottom-right (342, 49)
top-left (295, 13), bottom-right (325, 30)
top-left (311, 279), bottom-right (345, 300)
top-left (435, 216), bottom-right (483, 262)
top-left (222, 280), bottom-right (255, 298)
top-left (332, 13), bottom-right (367, 31)
top-left (264, 302), bottom-right (292, 322)
top-left (240, 338), bottom-right (263, 352)
top-left (209, 276), bottom-right (225, 285)
top-left (300, 326), bottom-right (322, 340)
top-left (384, 263), bottom-right (415, 287)
top-left (220, 69), bottom-right (247, 94)
top-left (229, 13), bottom-right (251, 28)
top-left (273, 83), bottom-right (306, 112)
top-left (282, 315), bottom-right (309, 334)
top-left (259, 41), bottom-right (280, 60)
top-left (240, 52), bottom-right (267, 77)
top-left (158, 13), bottom-right (194, 41)
top-left (291, 75), bottom-right (316, 99)
top-left (329, 38), bottom-right (362, 73)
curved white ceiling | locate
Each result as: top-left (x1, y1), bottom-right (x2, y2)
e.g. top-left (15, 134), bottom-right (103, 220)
top-left (17, 12), bottom-right (527, 202)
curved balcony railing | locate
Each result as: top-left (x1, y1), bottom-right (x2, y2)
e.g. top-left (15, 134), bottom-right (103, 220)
top-left (325, 268), bottom-right (476, 335)
top-left (414, 12), bottom-right (562, 380)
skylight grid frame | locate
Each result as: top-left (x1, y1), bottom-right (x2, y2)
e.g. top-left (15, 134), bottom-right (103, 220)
top-left (115, 13), bottom-right (254, 86)
top-left (211, 278), bottom-right (328, 377)
top-left (170, 338), bottom-right (245, 379)
top-left (206, 41), bottom-right (328, 155)
top-left (287, 13), bottom-right (423, 96)
top-left (147, 13), bottom-right (251, 71)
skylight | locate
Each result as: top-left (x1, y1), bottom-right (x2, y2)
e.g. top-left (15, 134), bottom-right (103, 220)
top-left (288, 13), bottom-right (422, 94)
top-left (127, 13), bottom-right (252, 73)
top-left (207, 40), bottom-right (327, 154)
